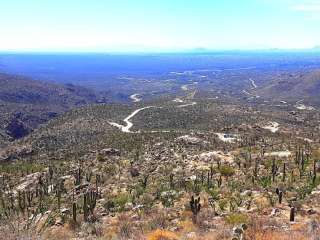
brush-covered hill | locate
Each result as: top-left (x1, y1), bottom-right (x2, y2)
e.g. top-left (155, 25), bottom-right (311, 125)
top-left (3, 98), bottom-right (309, 162)
top-left (254, 70), bottom-right (320, 105)
top-left (0, 73), bottom-right (108, 145)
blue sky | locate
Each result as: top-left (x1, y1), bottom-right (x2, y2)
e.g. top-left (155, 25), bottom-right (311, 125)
top-left (0, 0), bottom-right (319, 52)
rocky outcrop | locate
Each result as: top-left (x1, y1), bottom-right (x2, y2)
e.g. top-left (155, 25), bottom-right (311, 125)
top-left (0, 144), bottom-right (33, 161)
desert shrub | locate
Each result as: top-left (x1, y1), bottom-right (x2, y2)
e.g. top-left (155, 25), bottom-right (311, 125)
top-left (228, 180), bottom-right (243, 192)
top-left (103, 164), bottom-right (118, 176)
top-left (114, 193), bottom-right (131, 211)
top-left (218, 199), bottom-right (228, 211)
top-left (296, 183), bottom-right (313, 200)
top-left (225, 213), bottom-right (249, 226)
top-left (160, 190), bottom-right (178, 207)
top-left (140, 193), bottom-right (155, 210)
top-left (133, 184), bottom-right (146, 199)
top-left (96, 153), bottom-right (104, 162)
top-left (258, 176), bottom-right (272, 188)
top-left (103, 199), bottom-right (115, 211)
top-left (219, 165), bottom-right (235, 177)
top-left (197, 208), bottom-right (216, 230)
top-left (147, 212), bottom-right (168, 230)
top-left (0, 161), bottom-right (44, 174)
top-left (206, 188), bottom-right (220, 201)
top-left (81, 222), bottom-right (103, 236)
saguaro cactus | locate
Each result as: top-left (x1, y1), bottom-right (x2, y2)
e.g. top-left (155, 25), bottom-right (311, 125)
top-left (272, 158), bottom-right (277, 182)
top-left (218, 175), bottom-right (222, 187)
top-left (313, 159), bottom-right (317, 185)
top-left (83, 189), bottom-right (97, 222)
top-left (290, 207), bottom-right (295, 222)
top-left (74, 168), bottom-right (82, 186)
top-left (190, 196), bottom-right (201, 224)
top-left (282, 162), bottom-right (286, 182)
top-left (72, 202), bottom-right (77, 223)
top-left (83, 194), bottom-right (89, 222)
top-left (276, 188), bottom-right (283, 204)
top-left (87, 189), bottom-right (97, 215)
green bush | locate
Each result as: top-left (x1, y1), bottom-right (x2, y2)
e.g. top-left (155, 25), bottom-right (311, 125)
top-left (206, 188), bottom-right (220, 201)
top-left (219, 165), bottom-right (235, 177)
top-left (114, 193), bottom-right (131, 211)
top-left (218, 199), bottom-right (228, 211)
top-left (225, 213), bottom-right (249, 226)
top-left (258, 176), bottom-right (272, 188)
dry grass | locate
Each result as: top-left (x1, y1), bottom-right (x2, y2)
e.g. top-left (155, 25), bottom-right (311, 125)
top-left (179, 219), bottom-right (197, 232)
top-left (147, 229), bottom-right (179, 240)
top-left (247, 231), bottom-right (307, 240)
top-left (0, 218), bottom-right (40, 240)
top-left (244, 216), bottom-right (320, 240)
top-left (117, 214), bottom-right (134, 239)
top-left (102, 226), bottom-right (118, 240)
top-left (42, 225), bottom-right (74, 240)
top-left (145, 211), bottom-right (169, 231)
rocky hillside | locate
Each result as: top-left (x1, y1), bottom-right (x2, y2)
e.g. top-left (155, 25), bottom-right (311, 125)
top-left (0, 73), bottom-right (107, 146)
top-left (0, 98), bottom-right (320, 239)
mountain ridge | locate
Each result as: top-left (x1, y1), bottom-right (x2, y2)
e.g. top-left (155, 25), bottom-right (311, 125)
top-left (0, 72), bottom-right (108, 146)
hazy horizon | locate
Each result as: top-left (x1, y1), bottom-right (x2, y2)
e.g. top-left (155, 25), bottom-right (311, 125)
top-left (1, 0), bottom-right (320, 52)
top-left (1, 47), bottom-right (320, 55)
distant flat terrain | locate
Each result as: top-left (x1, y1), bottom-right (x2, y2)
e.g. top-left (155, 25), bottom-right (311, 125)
top-left (1, 52), bottom-right (320, 105)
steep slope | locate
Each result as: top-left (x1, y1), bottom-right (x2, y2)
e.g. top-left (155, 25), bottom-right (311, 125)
top-left (0, 73), bottom-right (105, 145)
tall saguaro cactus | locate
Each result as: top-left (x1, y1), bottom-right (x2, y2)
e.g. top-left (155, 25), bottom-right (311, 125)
top-left (190, 196), bottom-right (201, 224)
top-left (72, 202), bottom-right (77, 223)
top-left (83, 189), bottom-right (97, 222)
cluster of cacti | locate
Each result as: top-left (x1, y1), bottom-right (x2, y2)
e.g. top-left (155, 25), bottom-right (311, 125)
top-left (0, 159), bottom-right (106, 230)
top-left (0, 135), bottom-right (319, 235)
top-left (0, 173), bottom-right (50, 221)
top-left (83, 189), bottom-right (98, 222)
top-left (18, 190), bottom-right (27, 214)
